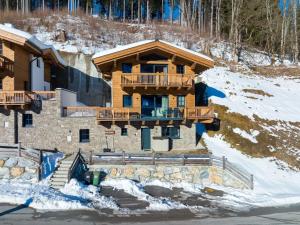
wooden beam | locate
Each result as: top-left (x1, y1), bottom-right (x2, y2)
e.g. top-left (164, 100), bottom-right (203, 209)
top-left (171, 55), bottom-right (176, 62)
top-left (191, 62), bottom-right (197, 70)
top-left (136, 53), bottom-right (140, 61)
top-left (113, 59), bottom-right (117, 68)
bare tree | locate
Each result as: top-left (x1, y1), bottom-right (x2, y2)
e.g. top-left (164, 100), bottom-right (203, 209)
top-left (210, 0), bottom-right (214, 37)
top-left (215, 0), bottom-right (222, 40)
top-left (292, 0), bottom-right (298, 63)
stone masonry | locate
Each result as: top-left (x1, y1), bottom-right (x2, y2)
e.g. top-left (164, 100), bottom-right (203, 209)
top-left (89, 164), bottom-right (250, 189)
top-left (0, 89), bottom-right (200, 154)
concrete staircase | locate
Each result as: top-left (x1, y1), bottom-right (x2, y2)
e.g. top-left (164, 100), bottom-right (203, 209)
top-left (50, 155), bottom-right (76, 189)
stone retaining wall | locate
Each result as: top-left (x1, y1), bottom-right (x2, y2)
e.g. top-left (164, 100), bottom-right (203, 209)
top-left (0, 156), bottom-right (38, 181)
top-left (89, 164), bottom-right (250, 189)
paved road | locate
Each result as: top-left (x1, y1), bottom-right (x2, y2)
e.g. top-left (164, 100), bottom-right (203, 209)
top-left (1, 203), bottom-right (300, 225)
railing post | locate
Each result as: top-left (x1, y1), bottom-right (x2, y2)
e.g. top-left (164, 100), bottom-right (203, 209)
top-left (89, 150), bottom-right (93, 165)
top-left (122, 151), bottom-right (125, 165)
top-left (152, 152), bottom-right (155, 165)
top-left (222, 156), bottom-right (226, 170)
top-left (18, 142), bottom-right (21, 157)
top-left (250, 174), bottom-right (254, 190)
top-left (182, 154), bottom-right (185, 165)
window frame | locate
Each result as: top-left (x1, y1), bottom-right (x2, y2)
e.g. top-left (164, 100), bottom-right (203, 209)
top-left (0, 40), bottom-right (3, 55)
top-left (122, 63), bottom-right (133, 73)
top-left (36, 58), bottom-right (40, 68)
top-left (22, 114), bottom-right (33, 128)
top-left (161, 126), bottom-right (180, 139)
top-left (79, 129), bottom-right (90, 143)
top-left (176, 65), bottom-right (185, 74)
top-left (123, 95), bottom-right (133, 108)
top-left (177, 95), bottom-right (185, 108)
top-left (121, 128), bottom-right (128, 136)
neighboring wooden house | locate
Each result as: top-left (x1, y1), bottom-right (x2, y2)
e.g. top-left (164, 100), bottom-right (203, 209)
top-left (0, 24), bottom-right (65, 108)
top-left (92, 40), bottom-right (215, 151)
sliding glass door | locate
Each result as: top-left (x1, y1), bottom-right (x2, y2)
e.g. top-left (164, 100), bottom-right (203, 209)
top-left (141, 95), bottom-right (169, 118)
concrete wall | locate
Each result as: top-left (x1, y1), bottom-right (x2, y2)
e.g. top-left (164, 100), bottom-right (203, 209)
top-left (89, 164), bottom-right (250, 189)
top-left (31, 57), bottom-right (45, 91)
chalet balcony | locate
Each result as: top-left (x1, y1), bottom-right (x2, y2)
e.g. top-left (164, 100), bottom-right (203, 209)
top-left (94, 106), bottom-right (214, 123)
top-left (0, 91), bottom-right (56, 107)
top-left (121, 73), bottom-right (194, 89)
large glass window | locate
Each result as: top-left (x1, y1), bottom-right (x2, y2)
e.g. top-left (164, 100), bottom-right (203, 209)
top-left (162, 127), bottom-right (180, 139)
top-left (141, 64), bottom-right (168, 73)
top-left (79, 129), bottom-right (90, 143)
top-left (122, 63), bottom-right (132, 73)
top-left (177, 96), bottom-right (185, 107)
top-left (176, 65), bottom-right (185, 74)
top-left (123, 95), bottom-right (132, 107)
top-left (22, 114), bottom-right (33, 128)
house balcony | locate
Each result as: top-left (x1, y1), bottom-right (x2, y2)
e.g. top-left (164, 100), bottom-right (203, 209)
top-left (95, 106), bottom-right (214, 123)
top-left (121, 73), bottom-right (194, 90)
top-left (0, 91), bottom-right (56, 108)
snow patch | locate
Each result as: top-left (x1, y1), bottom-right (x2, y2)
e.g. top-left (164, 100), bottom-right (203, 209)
top-left (232, 128), bottom-right (259, 143)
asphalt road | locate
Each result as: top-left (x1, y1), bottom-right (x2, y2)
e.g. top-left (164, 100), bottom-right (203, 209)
top-left (1, 203), bottom-right (300, 225)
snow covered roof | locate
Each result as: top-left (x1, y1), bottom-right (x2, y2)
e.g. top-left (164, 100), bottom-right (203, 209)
top-left (0, 24), bottom-right (66, 67)
top-left (92, 39), bottom-right (214, 68)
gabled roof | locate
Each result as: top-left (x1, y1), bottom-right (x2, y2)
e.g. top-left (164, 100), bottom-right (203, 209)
top-left (0, 24), bottom-right (66, 67)
top-left (92, 39), bottom-right (214, 69)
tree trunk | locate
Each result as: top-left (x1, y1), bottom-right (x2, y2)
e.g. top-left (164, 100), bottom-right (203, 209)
top-left (109, 0), bottom-right (112, 20)
top-left (210, 0), bottom-right (214, 37)
top-left (146, 0), bottom-right (150, 23)
top-left (216, 0), bottom-right (222, 40)
top-left (170, 0), bottom-right (174, 24)
top-left (293, 0), bottom-right (298, 64)
top-left (138, 0), bottom-right (141, 23)
top-left (123, 0), bottom-right (126, 22)
top-left (161, 0), bottom-right (164, 22)
top-left (280, 0), bottom-right (287, 60)
top-left (131, 0), bottom-right (133, 22)
top-left (198, 0), bottom-right (202, 33)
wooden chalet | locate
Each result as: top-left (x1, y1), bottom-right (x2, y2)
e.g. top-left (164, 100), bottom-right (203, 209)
top-left (0, 24), bottom-right (65, 108)
top-left (92, 39), bottom-right (215, 125)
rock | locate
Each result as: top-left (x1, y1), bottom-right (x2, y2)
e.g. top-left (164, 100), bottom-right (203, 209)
top-left (17, 158), bottom-right (35, 168)
top-left (20, 172), bottom-right (36, 181)
top-left (4, 158), bottom-right (18, 167)
top-left (0, 156), bottom-right (8, 160)
top-left (0, 167), bottom-right (9, 178)
top-left (171, 172), bottom-right (183, 180)
top-left (0, 159), bottom-right (5, 167)
top-left (153, 171), bottom-right (164, 179)
top-left (164, 167), bottom-right (173, 175)
top-left (123, 166), bottom-right (134, 177)
top-left (110, 168), bottom-right (118, 177)
top-left (55, 29), bottom-right (67, 42)
top-left (10, 167), bottom-right (25, 177)
top-left (25, 167), bottom-right (37, 174)
top-left (202, 187), bottom-right (224, 197)
top-left (136, 167), bottom-right (150, 177)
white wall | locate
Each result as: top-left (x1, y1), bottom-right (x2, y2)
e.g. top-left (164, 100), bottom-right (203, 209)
top-left (31, 57), bottom-right (45, 91)
top-left (58, 88), bottom-right (78, 107)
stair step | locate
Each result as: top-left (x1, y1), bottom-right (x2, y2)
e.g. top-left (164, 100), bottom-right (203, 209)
top-left (51, 179), bottom-right (68, 183)
top-left (51, 181), bottom-right (67, 186)
top-left (52, 174), bottom-right (68, 178)
top-left (51, 185), bottom-right (64, 189)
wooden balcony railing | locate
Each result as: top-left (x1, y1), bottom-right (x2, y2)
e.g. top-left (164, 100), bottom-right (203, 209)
top-left (185, 107), bottom-right (214, 120)
top-left (0, 91), bottom-right (33, 105)
top-left (0, 91), bottom-right (56, 106)
top-left (121, 73), bottom-right (194, 89)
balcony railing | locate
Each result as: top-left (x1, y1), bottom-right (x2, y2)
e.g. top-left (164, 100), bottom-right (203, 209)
top-left (121, 73), bottom-right (194, 88)
top-left (0, 91), bottom-right (33, 105)
top-left (94, 106), bottom-right (214, 122)
top-left (0, 91), bottom-right (56, 106)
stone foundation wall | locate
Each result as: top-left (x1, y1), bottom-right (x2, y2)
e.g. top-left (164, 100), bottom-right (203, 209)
top-left (0, 156), bottom-right (38, 181)
top-left (89, 164), bottom-right (250, 189)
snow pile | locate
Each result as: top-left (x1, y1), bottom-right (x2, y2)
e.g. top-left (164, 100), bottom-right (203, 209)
top-left (101, 179), bottom-right (186, 211)
top-left (232, 128), bottom-right (260, 143)
top-left (203, 133), bottom-right (300, 208)
top-left (0, 179), bottom-right (118, 211)
top-left (202, 66), bottom-right (300, 122)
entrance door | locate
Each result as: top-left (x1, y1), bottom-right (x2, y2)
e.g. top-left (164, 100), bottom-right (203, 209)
top-left (141, 128), bottom-right (151, 151)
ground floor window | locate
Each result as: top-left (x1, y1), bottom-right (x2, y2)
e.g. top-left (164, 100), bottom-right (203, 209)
top-left (79, 129), bottom-right (90, 143)
top-left (161, 127), bottom-right (180, 139)
top-left (121, 128), bottom-right (128, 136)
top-left (22, 114), bottom-right (33, 127)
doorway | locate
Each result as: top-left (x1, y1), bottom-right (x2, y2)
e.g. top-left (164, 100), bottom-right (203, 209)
top-left (141, 128), bottom-right (151, 151)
